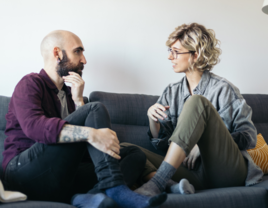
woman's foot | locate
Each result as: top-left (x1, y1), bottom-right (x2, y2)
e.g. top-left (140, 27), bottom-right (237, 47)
top-left (135, 161), bottom-right (177, 197)
top-left (167, 178), bottom-right (195, 194)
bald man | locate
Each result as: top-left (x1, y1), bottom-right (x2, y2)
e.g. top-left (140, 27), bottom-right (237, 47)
top-left (3, 30), bottom-right (166, 208)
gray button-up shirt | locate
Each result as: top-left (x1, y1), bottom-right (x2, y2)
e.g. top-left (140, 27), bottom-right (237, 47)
top-left (150, 70), bottom-right (263, 186)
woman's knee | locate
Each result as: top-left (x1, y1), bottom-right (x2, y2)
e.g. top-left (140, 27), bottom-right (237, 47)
top-left (186, 95), bottom-right (211, 108)
top-left (189, 95), bottom-right (207, 102)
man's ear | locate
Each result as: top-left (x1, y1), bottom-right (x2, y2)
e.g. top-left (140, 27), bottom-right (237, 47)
top-left (53, 47), bottom-right (62, 60)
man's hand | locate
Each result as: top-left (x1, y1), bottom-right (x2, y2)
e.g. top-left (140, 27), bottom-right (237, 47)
top-left (90, 128), bottom-right (121, 160)
top-left (62, 72), bottom-right (85, 107)
top-left (183, 144), bottom-right (200, 170)
top-left (58, 125), bottom-right (121, 160)
top-left (148, 103), bottom-right (170, 122)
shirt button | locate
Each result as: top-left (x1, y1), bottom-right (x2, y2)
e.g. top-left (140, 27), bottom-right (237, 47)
top-left (18, 162), bottom-right (21, 166)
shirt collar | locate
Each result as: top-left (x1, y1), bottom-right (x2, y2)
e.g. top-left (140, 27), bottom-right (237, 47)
top-left (39, 69), bottom-right (72, 96)
top-left (183, 77), bottom-right (191, 99)
top-left (183, 70), bottom-right (211, 99)
top-left (194, 70), bottom-right (210, 95)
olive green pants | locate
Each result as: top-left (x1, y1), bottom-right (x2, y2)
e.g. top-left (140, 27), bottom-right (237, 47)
top-left (121, 95), bottom-right (248, 190)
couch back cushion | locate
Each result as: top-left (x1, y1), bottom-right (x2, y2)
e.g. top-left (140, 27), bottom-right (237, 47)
top-left (89, 91), bottom-right (165, 155)
top-left (0, 92), bottom-right (268, 176)
top-left (0, 96), bottom-right (11, 178)
top-left (243, 94), bottom-right (268, 142)
top-left (90, 92), bottom-right (268, 152)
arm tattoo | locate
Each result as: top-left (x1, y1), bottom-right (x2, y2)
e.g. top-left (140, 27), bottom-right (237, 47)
top-left (58, 124), bottom-right (89, 143)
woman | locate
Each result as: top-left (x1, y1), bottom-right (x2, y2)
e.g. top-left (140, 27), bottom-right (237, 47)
top-left (127, 23), bottom-right (263, 196)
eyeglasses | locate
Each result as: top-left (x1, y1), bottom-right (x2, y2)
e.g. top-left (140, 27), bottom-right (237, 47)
top-left (167, 48), bottom-right (194, 59)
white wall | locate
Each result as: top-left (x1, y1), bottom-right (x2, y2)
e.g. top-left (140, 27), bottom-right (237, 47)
top-left (0, 0), bottom-right (268, 97)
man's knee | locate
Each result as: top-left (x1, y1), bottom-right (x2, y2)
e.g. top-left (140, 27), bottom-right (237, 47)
top-left (84, 102), bottom-right (109, 116)
top-left (88, 101), bottom-right (106, 110)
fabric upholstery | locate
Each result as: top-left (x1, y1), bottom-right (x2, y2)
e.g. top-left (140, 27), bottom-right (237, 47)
top-left (247, 134), bottom-right (268, 174)
top-left (243, 94), bottom-right (268, 142)
top-left (0, 96), bottom-right (10, 179)
top-left (0, 201), bottom-right (75, 208)
top-left (160, 187), bottom-right (268, 208)
top-left (89, 91), bottom-right (158, 126)
top-left (0, 92), bottom-right (268, 208)
top-left (112, 124), bottom-right (165, 156)
top-left (253, 175), bottom-right (268, 190)
top-left (0, 96), bottom-right (10, 131)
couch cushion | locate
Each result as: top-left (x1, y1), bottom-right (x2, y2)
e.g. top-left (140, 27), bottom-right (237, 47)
top-left (112, 124), bottom-right (165, 156)
top-left (90, 91), bottom-right (158, 126)
top-left (160, 187), bottom-right (268, 208)
top-left (90, 92), bottom-right (268, 145)
top-left (0, 96), bottom-right (10, 131)
top-left (0, 201), bottom-right (75, 208)
top-left (243, 94), bottom-right (268, 124)
top-left (0, 96), bottom-right (10, 179)
top-left (0, 131), bottom-right (7, 178)
top-left (253, 174), bottom-right (268, 190)
top-left (243, 94), bottom-right (268, 143)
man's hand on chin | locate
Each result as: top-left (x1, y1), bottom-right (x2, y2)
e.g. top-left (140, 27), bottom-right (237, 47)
top-left (62, 71), bottom-right (85, 109)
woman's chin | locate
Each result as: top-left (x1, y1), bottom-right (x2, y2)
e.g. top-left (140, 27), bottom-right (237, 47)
top-left (173, 68), bottom-right (185, 73)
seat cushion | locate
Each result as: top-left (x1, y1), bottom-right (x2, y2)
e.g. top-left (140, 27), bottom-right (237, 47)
top-left (0, 201), bottom-right (75, 208)
top-left (160, 187), bottom-right (268, 208)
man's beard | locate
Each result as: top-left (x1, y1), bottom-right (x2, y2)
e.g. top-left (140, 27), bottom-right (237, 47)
top-left (56, 50), bottom-right (84, 77)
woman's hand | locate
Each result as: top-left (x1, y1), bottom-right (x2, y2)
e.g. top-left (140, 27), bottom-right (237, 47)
top-left (183, 144), bottom-right (200, 170)
top-left (147, 103), bottom-right (170, 122)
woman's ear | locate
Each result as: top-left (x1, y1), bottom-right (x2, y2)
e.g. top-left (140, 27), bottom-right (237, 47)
top-left (193, 52), bottom-right (198, 63)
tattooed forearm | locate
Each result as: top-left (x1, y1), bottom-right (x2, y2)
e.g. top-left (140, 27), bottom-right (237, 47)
top-left (58, 124), bottom-right (90, 143)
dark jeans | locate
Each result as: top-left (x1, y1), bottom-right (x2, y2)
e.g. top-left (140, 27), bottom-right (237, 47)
top-left (4, 102), bottom-right (146, 203)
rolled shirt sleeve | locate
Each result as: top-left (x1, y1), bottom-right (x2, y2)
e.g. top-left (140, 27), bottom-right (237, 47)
top-left (148, 86), bottom-right (174, 150)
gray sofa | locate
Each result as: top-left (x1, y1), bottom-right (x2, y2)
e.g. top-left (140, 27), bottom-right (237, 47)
top-left (1, 91), bottom-right (268, 207)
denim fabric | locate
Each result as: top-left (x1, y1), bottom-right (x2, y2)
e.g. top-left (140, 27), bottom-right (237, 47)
top-left (149, 71), bottom-right (263, 186)
top-left (4, 102), bottom-right (146, 202)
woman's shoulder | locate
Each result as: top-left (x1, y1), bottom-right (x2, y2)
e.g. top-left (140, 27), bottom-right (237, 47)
top-left (162, 76), bottom-right (186, 94)
top-left (208, 72), bottom-right (243, 100)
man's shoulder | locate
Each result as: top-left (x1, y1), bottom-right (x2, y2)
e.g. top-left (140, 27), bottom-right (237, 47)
top-left (11, 72), bottom-right (48, 98)
top-left (17, 72), bottom-right (45, 88)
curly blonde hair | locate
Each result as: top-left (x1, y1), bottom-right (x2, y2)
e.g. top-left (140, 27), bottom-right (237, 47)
top-left (166, 23), bottom-right (221, 71)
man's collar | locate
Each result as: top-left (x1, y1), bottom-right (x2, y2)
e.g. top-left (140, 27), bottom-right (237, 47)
top-left (183, 70), bottom-right (211, 99)
top-left (39, 69), bottom-right (71, 96)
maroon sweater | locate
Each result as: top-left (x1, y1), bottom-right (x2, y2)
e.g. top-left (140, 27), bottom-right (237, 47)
top-left (3, 69), bottom-right (75, 172)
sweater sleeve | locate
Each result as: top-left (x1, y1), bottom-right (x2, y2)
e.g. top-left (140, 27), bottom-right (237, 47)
top-left (11, 77), bottom-right (67, 144)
